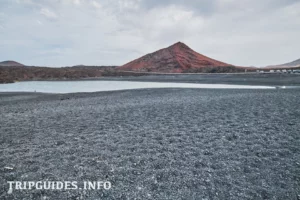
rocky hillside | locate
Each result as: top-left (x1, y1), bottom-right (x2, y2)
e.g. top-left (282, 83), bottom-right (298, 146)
top-left (0, 66), bottom-right (120, 83)
top-left (266, 58), bottom-right (300, 68)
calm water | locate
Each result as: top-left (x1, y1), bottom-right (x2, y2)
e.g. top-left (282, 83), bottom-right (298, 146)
top-left (0, 81), bottom-right (275, 93)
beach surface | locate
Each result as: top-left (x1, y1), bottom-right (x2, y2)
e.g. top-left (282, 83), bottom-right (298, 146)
top-left (0, 88), bottom-right (300, 199)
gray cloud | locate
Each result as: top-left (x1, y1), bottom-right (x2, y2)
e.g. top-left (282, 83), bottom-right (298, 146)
top-left (40, 8), bottom-right (58, 19)
top-left (0, 0), bottom-right (299, 67)
top-left (139, 0), bottom-right (215, 16)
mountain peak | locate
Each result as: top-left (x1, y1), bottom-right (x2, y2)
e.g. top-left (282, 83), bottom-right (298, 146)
top-left (170, 41), bottom-right (190, 49)
top-left (173, 41), bottom-right (185, 45)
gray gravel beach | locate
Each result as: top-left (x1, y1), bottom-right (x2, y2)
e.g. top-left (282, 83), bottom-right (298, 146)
top-left (0, 88), bottom-right (300, 199)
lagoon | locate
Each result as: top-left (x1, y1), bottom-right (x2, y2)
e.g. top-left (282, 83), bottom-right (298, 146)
top-left (0, 81), bottom-right (276, 93)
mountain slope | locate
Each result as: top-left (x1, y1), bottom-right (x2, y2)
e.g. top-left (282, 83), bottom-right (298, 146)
top-left (0, 60), bottom-right (25, 67)
top-left (118, 42), bottom-right (235, 73)
top-left (266, 58), bottom-right (300, 68)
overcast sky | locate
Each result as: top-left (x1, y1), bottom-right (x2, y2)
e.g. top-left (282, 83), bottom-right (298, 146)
top-left (0, 0), bottom-right (299, 67)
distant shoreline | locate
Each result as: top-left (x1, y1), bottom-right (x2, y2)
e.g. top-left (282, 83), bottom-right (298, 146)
top-left (2, 73), bottom-right (298, 86)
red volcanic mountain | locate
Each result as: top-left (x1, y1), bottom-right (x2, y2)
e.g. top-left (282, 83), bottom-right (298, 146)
top-left (118, 42), bottom-right (235, 73)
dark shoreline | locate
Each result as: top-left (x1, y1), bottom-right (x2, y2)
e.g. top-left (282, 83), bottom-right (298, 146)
top-left (2, 73), bottom-right (300, 86)
top-left (96, 73), bottom-right (300, 86)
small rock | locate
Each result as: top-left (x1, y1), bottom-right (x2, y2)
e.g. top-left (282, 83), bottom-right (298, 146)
top-left (4, 166), bottom-right (14, 170)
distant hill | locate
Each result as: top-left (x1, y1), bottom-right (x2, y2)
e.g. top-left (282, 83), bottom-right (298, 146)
top-left (0, 65), bottom-right (131, 84)
top-left (0, 60), bottom-right (25, 67)
top-left (118, 42), bottom-right (247, 73)
top-left (266, 58), bottom-right (300, 68)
